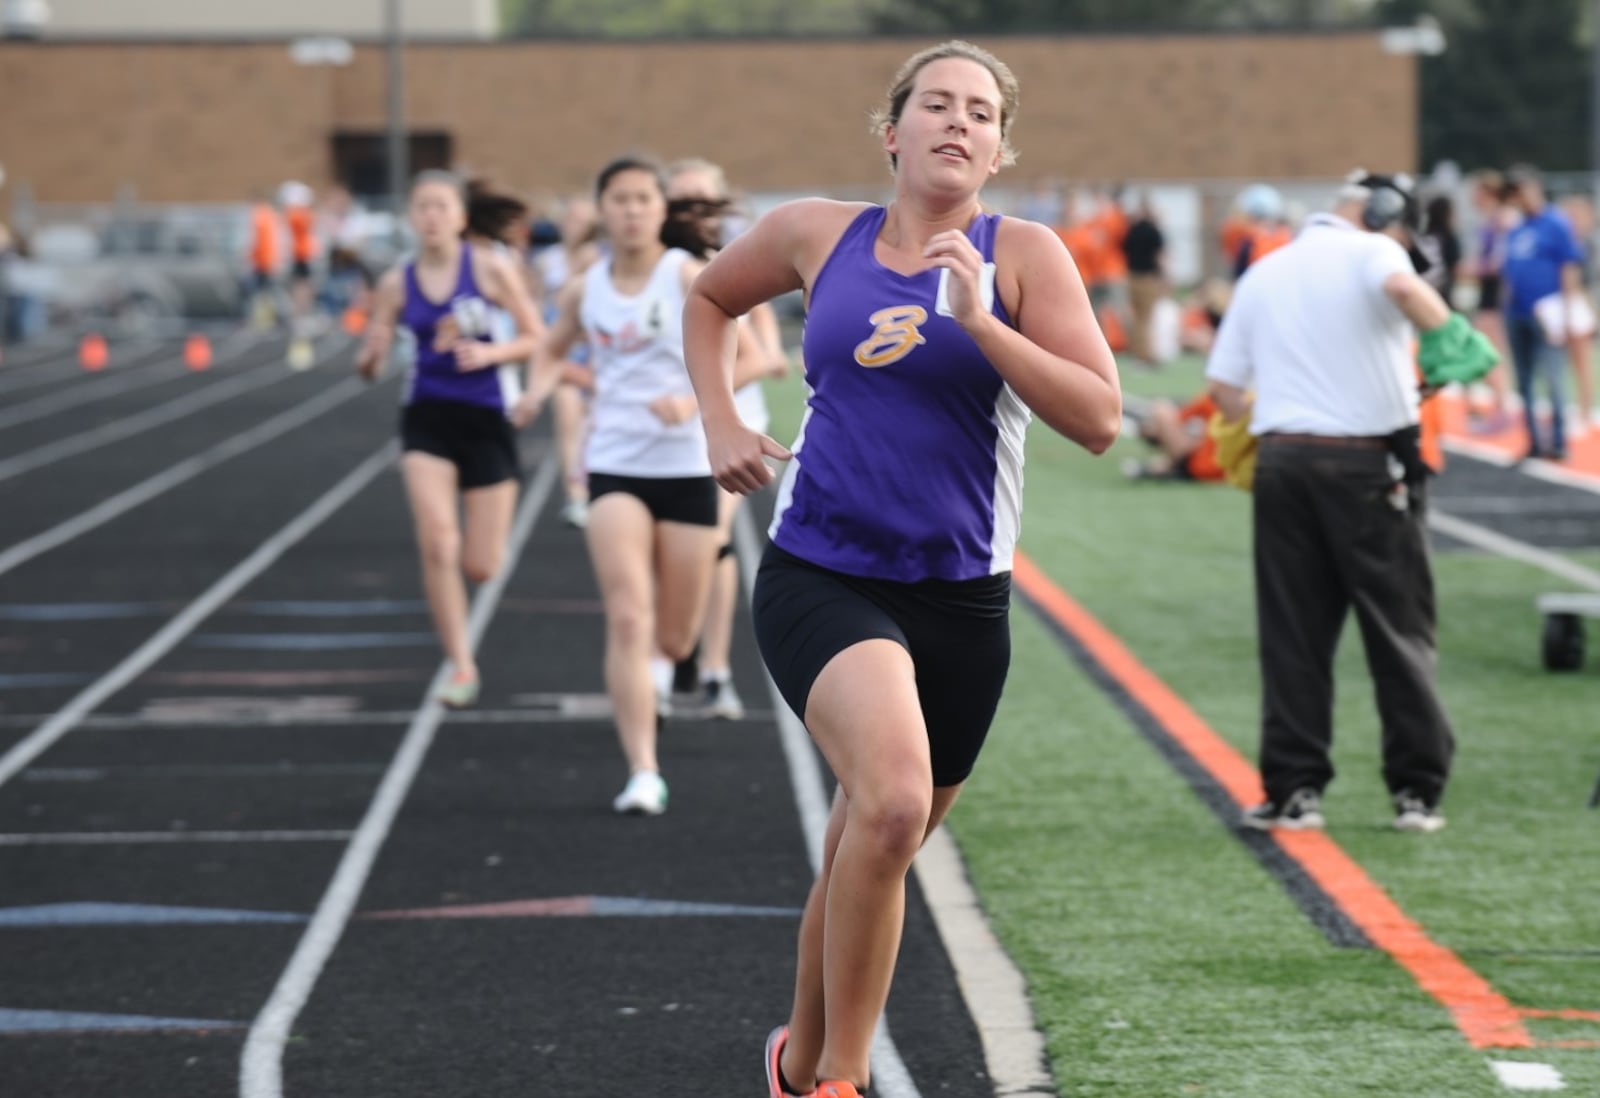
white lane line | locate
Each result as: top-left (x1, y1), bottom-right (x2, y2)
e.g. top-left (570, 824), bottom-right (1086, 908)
top-left (0, 442), bottom-right (397, 793)
top-left (1430, 510), bottom-right (1600, 594)
top-left (0, 374), bottom-right (377, 579)
top-left (0, 706), bottom-right (773, 731)
top-left (914, 831), bottom-right (1056, 1096)
top-left (1489, 1060), bottom-right (1567, 1091)
top-left (732, 508), bottom-right (924, 1098)
top-left (0, 335), bottom-right (265, 432)
top-left (0, 340), bottom-right (169, 395)
top-left (239, 454), bottom-right (558, 1098)
top-left (0, 830), bottom-right (354, 846)
top-left (24, 764), bottom-right (387, 781)
top-left (0, 334), bottom-right (345, 483)
top-left (1444, 439), bottom-right (1600, 498)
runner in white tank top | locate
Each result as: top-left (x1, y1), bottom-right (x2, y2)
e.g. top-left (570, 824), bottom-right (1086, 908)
top-left (580, 245), bottom-right (710, 477)
top-left (665, 159), bottom-right (792, 720)
top-left (540, 156), bottom-right (724, 817)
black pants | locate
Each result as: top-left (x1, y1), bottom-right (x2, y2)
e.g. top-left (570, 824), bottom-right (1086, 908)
top-left (1252, 438), bottom-right (1455, 806)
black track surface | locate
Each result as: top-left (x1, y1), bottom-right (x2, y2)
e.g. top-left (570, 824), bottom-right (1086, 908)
top-left (0, 335), bottom-right (988, 1097)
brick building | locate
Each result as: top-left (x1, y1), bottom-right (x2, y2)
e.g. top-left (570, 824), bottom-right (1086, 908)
top-left (0, 32), bottom-right (1416, 213)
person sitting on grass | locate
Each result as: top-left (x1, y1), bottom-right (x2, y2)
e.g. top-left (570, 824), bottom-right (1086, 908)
top-left (1122, 391), bottom-right (1227, 482)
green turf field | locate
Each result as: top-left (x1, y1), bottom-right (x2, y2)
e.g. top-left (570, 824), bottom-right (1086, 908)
top-left (762, 355), bottom-right (1600, 1097)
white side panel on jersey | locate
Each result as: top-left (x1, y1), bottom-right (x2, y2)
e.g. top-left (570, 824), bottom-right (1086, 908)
top-left (988, 382), bottom-right (1031, 574)
top-left (767, 388), bottom-right (815, 542)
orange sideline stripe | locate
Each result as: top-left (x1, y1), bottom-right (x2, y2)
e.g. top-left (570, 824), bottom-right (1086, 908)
top-left (1012, 550), bottom-right (1535, 1050)
top-left (1436, 390), bottom-right (1600, 479)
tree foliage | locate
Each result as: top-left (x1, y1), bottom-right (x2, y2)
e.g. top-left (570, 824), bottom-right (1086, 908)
top-left (1378, 0), bottom-right (1591, 171)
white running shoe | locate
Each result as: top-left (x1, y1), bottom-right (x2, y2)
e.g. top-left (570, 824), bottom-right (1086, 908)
top-left (703, 677), bottom-right (746, 720)
top-left (612, 770), bottom-right (668, 816)
top-left (560, 498), bottom-right (588, 529)
top-left (650, 657), bottom-right (675, 720)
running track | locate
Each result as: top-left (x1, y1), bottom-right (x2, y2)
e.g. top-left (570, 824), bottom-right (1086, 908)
top-left (0, 335), bottom-right (989, 1097)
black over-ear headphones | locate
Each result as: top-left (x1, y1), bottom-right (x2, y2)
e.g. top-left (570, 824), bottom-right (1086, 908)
top-left (1345, 170), bottom-right (1420, 232)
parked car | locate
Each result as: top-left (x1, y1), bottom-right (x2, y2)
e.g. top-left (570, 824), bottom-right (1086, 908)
top-left (20, 206), bottom-right (252, 334)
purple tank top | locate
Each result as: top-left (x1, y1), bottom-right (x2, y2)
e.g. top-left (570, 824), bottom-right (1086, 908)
top-left (401, 248), bottom-right (516, 412)
top-left (770, 206), bottom-right (1030, 582)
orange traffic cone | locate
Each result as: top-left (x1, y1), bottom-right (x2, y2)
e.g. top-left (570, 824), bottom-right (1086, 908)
top-left (79, 333), bottom-right (109, 371)
top-left (184, 333), bottom-right (213, 371)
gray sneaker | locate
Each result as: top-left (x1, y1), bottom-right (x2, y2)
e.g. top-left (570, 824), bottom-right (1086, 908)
top-left (1392, 791), bottom-right (1446, 833)
top-left (1240, 787), bottom-right (1325, 831)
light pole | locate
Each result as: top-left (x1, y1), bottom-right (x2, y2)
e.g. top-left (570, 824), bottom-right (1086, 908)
top-left (1381, 16), bottom-right (1447, 174)
top-left (1592, 0), bottom-right (1600, 213)
top-left (385, 0), bottom-right (408, 226)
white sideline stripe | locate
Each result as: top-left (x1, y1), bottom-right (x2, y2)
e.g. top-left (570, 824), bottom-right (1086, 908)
top-left (0, 374), bottom-right (375, 579)
top-left (0, 334), bottom-right (344, 483)
top-left (238, 455), bottom-right (558, 1098)
top-left (0, 334), bottom-right (263, 431)
top-left (732, 508), bottom-right (924, 1098)
top-left (1429, 510), bottom-right (1600, 594)
top-left (0, 830), bottom-right (353, 846)
top-left (0, 442), bottom-right (397, 793)
top-left (915, 830), bottom-right (1056, 1095)
top-left (1444, 439), bottom-right (1600, 497)
top-left (1489, 1060), bottom-right (1566, 1091)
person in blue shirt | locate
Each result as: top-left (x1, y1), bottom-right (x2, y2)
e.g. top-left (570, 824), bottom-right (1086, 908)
top-left (1501, 164), bottom-right (1585, 460)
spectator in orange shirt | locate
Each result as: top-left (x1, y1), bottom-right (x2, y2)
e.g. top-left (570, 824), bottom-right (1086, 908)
top-left (1227, 183), bottom-right (1286, 277)
top-left (279, 181), bottom-right (319, 368)
top-left (1055, 191), bottom-right (1102, 289)
top-left (248, 191), bottom-right (283, 329)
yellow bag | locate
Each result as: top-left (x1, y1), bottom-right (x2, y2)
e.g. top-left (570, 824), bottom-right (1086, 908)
top-left (1209, 411), bottom-right (1258, 492)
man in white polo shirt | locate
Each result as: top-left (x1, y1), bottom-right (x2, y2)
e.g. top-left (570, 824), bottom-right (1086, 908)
top-left (1206, 170), bottom-right (1498, 835)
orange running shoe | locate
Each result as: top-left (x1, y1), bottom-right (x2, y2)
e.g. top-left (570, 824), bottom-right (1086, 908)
top-left (815, 1083), bottom-right (863, 1098)
top-left (765, 1025), bottom-right (812, 1098)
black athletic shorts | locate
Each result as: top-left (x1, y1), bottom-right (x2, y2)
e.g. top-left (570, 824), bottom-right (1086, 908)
top-left (291, 259), bottom-right (313, 281)
top-left (400, 399), bottom-right (520, 490)
top-left (1477, 273), bottom-right (1502, 312)
top-left (588, 472), bottom-right (718, 527)
top-left (753, 543), bottom-right (1012, 787)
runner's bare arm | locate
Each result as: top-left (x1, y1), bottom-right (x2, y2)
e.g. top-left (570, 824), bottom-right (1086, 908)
top-left (949, 218), bottom-right (1121, 452)
top-left (684, 199), bottom-right (846, 429)
top-left (456, 249), bottom-right (545, 371)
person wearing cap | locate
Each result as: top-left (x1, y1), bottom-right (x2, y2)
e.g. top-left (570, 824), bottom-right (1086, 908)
top-left (280, 181), bottom-right (320, 369)
top-left (1502, 164), bottom-right (1586, 459)
top-left (1204, 170), bottom-right (1499, 835)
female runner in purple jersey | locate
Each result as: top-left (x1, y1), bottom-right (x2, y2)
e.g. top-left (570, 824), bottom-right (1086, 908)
top-left (684, 41), bottom-right (1121, 1098)
top-left (355, 171), bottom-right (550, 709)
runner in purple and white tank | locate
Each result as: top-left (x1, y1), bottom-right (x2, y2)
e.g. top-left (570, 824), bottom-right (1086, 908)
top-left (355, 170), bottom-right (550, 709)
top-left (683, 41), bottom-right (1121, 1098)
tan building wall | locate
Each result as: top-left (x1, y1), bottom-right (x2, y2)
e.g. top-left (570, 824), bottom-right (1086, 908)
top-left (0, 34), bottom-right (1416, 212)
top-left (26, 0), bottom-right (496, 38)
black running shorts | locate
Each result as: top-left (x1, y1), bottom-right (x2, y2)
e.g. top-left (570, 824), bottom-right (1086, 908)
top-left (588, 472), bottom-right (719, 527)
top-left (400, 399), bottom-right (520, 490)
top-left (752, 543), bottom-right (1012, 787)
